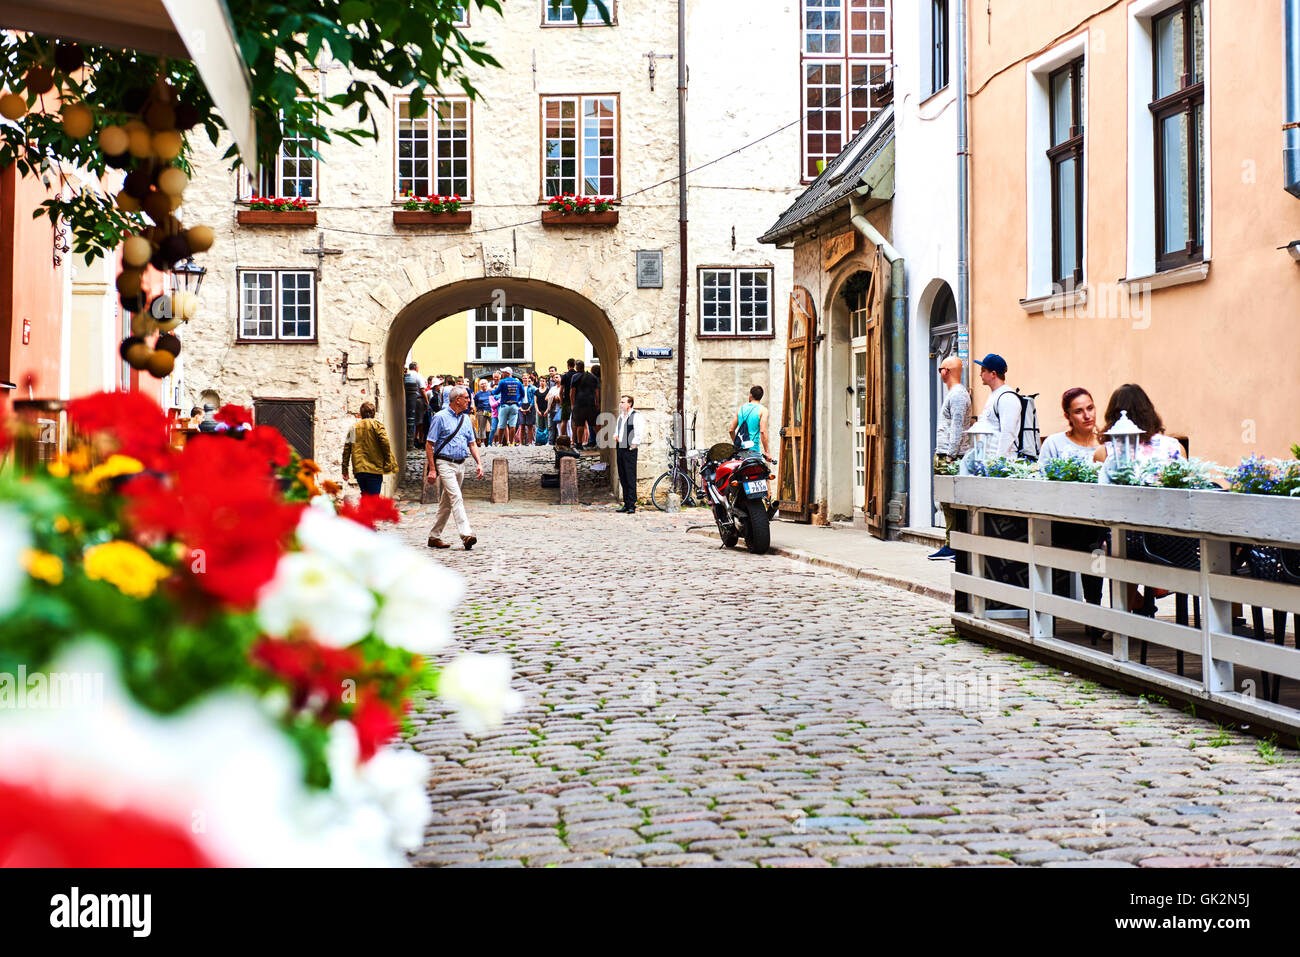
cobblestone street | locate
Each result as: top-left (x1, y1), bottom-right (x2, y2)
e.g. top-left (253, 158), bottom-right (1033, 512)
top-left (395, 500), bottom-right (1300, 868)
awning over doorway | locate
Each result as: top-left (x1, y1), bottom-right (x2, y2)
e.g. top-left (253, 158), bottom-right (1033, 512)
top-left (0, 0), bottom-right (256, 163)
top-left (759, 105), bottom-right (895, 247)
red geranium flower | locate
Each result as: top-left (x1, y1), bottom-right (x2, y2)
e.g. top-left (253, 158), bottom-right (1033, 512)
top-left (338, 495), bottom-right (401, 529)
top-left (66, 390), bottom-right (172, 472)
top-left (252, 636), bottom-right (364, 712)
top-left (215, 404), bottom-right (253, 429)
top-left (244, 425), bottom-right (291, 468)
top-left (351, 693), bottom-right (401, 762)
top-left (124, 436), bottom-right (304, 606)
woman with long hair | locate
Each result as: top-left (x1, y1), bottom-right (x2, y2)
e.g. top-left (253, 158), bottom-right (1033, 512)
top-left (1094, 383), bottom-right (1184, 462)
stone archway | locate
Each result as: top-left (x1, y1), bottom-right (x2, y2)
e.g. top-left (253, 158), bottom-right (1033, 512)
top-left (382, 277), bottom-right (624, 490)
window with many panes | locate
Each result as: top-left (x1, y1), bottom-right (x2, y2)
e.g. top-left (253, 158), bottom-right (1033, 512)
top-left (543, 0), bottom-right (612, 24)
top-left (241, 107), bottom-right (317, 200)
top-left (542, 95), bottom-right (617, 198)
top-left (1151, 0), bottom-right (1204, 271)
top-left (1049, 57), bottom-right (1084, 288)
top-left (238, 270), bottom-right (316, 341)
top-left (473, 305), bottom-right (527, 362)
top-left (801, 0), bottom-right (892, 180)
top-left (396, 96), bottom-right (471, 199)
top-left (699, 268), bottom-right (773, 337)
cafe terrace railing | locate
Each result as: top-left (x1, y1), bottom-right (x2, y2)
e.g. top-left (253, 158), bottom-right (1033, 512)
top-left (935, 475), bottom-right (1300, 737)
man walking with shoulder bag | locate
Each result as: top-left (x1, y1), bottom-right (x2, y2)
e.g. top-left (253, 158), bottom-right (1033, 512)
top-left (426, 386), bottom-right (485, 551)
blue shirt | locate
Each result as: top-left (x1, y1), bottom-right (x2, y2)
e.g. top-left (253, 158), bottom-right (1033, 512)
top-left (736, 401), bottom-right (764, 455)
top-left (494, 376), bottom-right (524, 405)
top-left (473, 389), bottom-right (492, 411)
top-left (427, 408), bottom-right (475, 461)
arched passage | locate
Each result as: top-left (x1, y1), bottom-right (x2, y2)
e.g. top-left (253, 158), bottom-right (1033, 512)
top-left (383, 277), bottom-right (622, 489)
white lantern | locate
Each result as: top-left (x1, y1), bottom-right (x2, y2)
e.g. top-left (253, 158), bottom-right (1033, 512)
top-left (965, 418), bottom-right (999, 464)
top-left (1104, 410), bottom-right (1145, 468)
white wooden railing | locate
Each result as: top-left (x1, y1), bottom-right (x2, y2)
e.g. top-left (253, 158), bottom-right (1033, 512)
top-left (935, 475), bottom-right (1300, 736)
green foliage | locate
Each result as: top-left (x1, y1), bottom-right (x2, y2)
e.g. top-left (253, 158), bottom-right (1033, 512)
top-left (1040, 456), bottom-right (1099, 483)
top-left (0, 1), bottom-right (612, 259)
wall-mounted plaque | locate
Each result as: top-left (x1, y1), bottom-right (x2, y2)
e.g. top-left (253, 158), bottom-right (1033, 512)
top-left (636, 249), bottom-right (663, 288)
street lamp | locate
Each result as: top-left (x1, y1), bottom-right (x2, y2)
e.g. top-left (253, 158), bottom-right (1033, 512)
top-left (1104, 410), bottom-right (1145, 469)
top-left (965, 418), bottom-right (999, 466)
top-left (152, 258), bottom-right (206, 332)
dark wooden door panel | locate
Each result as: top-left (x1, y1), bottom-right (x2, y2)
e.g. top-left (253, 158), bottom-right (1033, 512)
top-left (255, 399), bottom-right (315, 461)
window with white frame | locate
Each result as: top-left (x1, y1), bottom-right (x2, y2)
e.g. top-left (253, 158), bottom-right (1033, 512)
top-left (543, 0), bottom-right (611, 25)
top-left (1126, 0), bottom-right (1209, 282)
top-left (472, 305), bottom-right (528, 362)
top-left (699, 268), bottom-right (773, 337)
top-left (396, 96), bottom-right (471, 199)
top-left (242, 114), bottom-right (318, 200)
top-left (542, 95), bottom-right (617, 197)
top-left (1024, 34), bottom-right (1087, 303)
top-left (238, 270), bottom-right (316, 341)
top-left (929, 0), bottom-right (949, 96)
top-left (452, 4), bottom-right (469, 25)
top-left (801, 0), bottom-right (892, 180)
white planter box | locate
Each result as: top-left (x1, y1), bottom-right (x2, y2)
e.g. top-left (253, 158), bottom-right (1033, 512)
top-left (934, 475), bottom-right (1300, 547)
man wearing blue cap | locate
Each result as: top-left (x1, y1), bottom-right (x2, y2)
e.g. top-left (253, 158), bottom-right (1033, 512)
top-left (974, 353), bottom-right (1022, 458)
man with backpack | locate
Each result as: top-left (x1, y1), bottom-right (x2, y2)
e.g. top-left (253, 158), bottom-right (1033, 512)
top-left (974, 354), bottom-right (1037, 459)
top-left (728, 385), bottom-right (770, 460)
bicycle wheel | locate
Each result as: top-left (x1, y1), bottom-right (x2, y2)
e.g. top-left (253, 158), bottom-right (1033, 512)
top-left (651, 471), bottom-right (690, 512)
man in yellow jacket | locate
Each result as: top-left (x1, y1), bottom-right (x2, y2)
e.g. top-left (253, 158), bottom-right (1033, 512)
top-left (342, 401), bottom-right (398, 496)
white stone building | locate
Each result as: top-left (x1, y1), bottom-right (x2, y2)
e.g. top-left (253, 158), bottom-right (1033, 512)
top-left (176, 1), bottom-right (880, 495)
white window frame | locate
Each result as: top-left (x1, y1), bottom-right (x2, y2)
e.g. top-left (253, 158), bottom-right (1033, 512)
top-left (800, 0), bottom-right (893, 182)
top-left (238, 269), bottom-right (316, 342)
top-left (541, 94), bottom-right (619, 199)
top-left (922, 0), bottom-right (950, 98)
top-left (239, 109), bottom-right (318, 201)
top-left (698, 267), bottom-right (774, 338)
top-left (1025, 33), bottom-right (1089, 302)
top-left (452, 4), bottom-right (469, 26)
top-left (1125, 0), bottom-right (1211, 283)
top-left (469, 305), bottom-right (532, 363)
top-left (393, 95), bottom-right (473, 201)
top-left (542, 0), bottom-right (614, 26)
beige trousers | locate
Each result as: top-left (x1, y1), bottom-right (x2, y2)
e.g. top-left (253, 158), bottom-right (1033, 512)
top-left (429, 459), bottom-right (473, 540)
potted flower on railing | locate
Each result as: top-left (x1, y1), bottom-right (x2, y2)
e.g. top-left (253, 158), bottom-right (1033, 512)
top-left (541, 193), bottom-right (618, 226)
top-left (1225, 449), bottom-right (1300, 499)
top-left (393, 191), bottom-right (471, 227)
top-left (238, 195), bottom-right (317, 226)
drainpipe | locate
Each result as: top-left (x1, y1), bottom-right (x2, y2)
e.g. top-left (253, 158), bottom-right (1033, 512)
top-left (850, 192), bottom-right (908, 535)
top-left (675, 0), bottom-right (688, 450)
top-left (1286, 0), bottom-right (1300, 198)
top-left (956, 0), bottom-right (971, 386)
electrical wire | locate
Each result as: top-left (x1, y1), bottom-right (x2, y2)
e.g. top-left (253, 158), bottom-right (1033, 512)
top-left (284, 74), bottom-right (889, 241)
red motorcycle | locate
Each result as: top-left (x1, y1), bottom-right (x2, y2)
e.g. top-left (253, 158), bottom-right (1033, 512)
top-left (702, 442), bottom-right (777, 555)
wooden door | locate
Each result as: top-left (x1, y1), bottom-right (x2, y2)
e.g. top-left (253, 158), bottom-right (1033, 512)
top-left (255, 399), bottom-right (315, 461)
top-left (862, 250), bottom-right (889, 538)
top-left (777, 286), bottom-right (816, 521)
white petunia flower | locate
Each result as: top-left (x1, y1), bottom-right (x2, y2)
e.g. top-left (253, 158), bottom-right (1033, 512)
top-left (437, 653), bottom-right (524, 735)
top-left (0, 504), bottom-right (32, 617)
top-left (257, 551), bottom-right (377, 647)
top-left (370, 547), bottom-right (463, 654)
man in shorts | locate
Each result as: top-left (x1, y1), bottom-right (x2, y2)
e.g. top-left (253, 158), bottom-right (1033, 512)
top-left (493, 366), bottom-right (525, 447)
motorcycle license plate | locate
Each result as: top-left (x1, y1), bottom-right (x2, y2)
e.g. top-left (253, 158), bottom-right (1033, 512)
top-left (743, 480), bottom-right (768, 495)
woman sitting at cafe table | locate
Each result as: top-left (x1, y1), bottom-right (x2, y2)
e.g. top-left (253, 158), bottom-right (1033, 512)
top-left (1093, 383), bottom-right (1185, 465)
top-left (1039, 386), bottom-right (1101, 463)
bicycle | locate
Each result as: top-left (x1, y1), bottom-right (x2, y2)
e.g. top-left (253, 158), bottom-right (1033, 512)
top-left (651, 444), bottom-right (702, 511)
top-left (650, 411), bottom-right (701, 511)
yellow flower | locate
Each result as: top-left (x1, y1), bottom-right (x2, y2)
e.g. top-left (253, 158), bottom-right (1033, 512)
top-left (52, 515), bottom-right (71, 533)
top-left (48, 448), bottom-right (91, 477)
top-left (83, 541), bottom-right (170, 599)
top-left (21, 549), bottom-right (63, 586)
top-left (76, 454), bottom-right (145, 492)
top-left (47, 461), bottom-right (69, 478)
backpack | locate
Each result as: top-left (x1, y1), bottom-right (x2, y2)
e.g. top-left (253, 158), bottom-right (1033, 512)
top-left (1010, 389), bottom-right (1041, 460)
top-left (428, 387), bottom-right (442, 415)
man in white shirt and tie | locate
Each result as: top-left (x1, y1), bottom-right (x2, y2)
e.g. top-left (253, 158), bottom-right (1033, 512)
top-left (614, 394), bottom-right (642, 514)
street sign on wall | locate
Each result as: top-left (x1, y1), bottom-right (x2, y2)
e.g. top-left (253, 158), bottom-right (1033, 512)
top-left (637, 347), bottom-right (673, 359)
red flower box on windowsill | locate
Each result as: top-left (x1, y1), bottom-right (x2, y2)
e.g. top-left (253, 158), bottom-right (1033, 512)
top-left (541, 209), bottom-right (619, 227)
top-left (392, 210), bottom-right (473, 227)
top-left (238, 209), bottom-right (317, 226)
